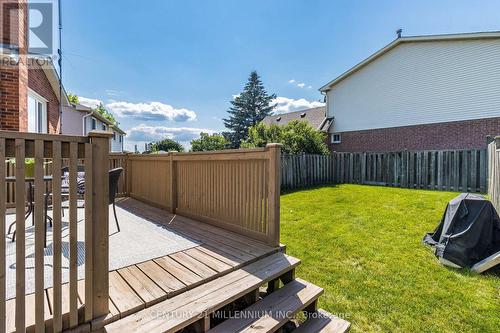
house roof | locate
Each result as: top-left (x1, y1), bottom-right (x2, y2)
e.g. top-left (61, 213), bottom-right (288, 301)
top-left (262, 106), bottom-right (331, 132)
top-left (319, 31), bottom-right (500, 92)
top-left (28, 55), bottom-right (71, 107)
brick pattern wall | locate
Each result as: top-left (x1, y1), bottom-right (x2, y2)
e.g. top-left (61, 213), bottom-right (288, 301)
top-left (0, 0), bottom-right (28, 131)
top-left (28, 64), bottom-right (60, 133)
top-left (329, 117), bottom-right (500, 152)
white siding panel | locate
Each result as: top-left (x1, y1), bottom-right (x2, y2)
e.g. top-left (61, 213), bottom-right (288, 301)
top-left (327, 39), bottom-right (500, 132)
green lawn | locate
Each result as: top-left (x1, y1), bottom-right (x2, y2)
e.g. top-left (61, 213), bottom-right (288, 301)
top-left (280, 184), bottom-right (500, 333)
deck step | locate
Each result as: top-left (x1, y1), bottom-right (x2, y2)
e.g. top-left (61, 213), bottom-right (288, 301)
top-left (102, 252), bottom-right (300, 333)
top-left (208, 278), bottom-right (323, 333)
top-left (293, 309), bottom-right (350, 333)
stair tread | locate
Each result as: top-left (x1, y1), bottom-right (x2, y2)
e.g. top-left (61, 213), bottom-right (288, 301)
top-left (208, 278), bottom-right (323, 333)
top-left (293, 309), bottom-right (350, 333)
top-left (103, 252), bottom-right (300, 333)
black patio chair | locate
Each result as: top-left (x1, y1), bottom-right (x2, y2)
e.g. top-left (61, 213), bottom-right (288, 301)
top-left (60, 167), bottom-right (123, 232)
top-left (109, 167), bottom-right (123, 232)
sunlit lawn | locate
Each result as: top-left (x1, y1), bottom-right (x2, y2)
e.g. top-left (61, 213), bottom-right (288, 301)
top-left (281, 184), bottom-right (500, 332)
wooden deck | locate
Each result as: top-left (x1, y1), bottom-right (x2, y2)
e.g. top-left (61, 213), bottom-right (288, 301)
top-left (6, 198), bottom-right (281, 332)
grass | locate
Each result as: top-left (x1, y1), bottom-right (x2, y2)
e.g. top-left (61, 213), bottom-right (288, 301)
top-left (280, 184), bottom-right (500, 333)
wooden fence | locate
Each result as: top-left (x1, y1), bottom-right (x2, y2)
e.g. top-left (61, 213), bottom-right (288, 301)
top-left (119, 144), bottom-right (281, 246)
top-left (0, 130), bottom-right (112, 332)
top-left (282, 149), bottom-right (488, 193)
top-left (488, 139), bottom-right (500, 211)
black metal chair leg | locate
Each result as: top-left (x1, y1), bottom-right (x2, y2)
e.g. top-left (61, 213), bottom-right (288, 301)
top-left (12, 230), bottom-right (15, 242)
top-left (113, 202), bottom-right (120, 232)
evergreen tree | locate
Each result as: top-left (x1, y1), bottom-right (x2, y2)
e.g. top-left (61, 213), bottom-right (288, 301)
top-left (223, 71), bottom-right (276, 148)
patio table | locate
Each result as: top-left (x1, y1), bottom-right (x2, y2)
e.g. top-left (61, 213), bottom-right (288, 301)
top-left (6, 175), bottom-right (59, 246)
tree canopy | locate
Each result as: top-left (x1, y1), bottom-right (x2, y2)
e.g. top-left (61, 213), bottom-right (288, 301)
top-left (190, 133), bottom-right (228, 151)
top-left (68, 93), bottom-right (79, 104)
top-left (148, 138), bottom-right (185, 153)
top-left (242, 120), bottom-right (330, 155)
top-left (95, 103), bottom-right (117, 124)
top-left (223, 71), bottom-right (276, 148)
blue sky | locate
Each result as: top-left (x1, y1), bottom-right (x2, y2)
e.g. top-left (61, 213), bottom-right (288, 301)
top-left (60, 0), bottom-right (500, 151)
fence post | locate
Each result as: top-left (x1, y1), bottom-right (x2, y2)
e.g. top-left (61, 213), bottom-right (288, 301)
top-left (169, 152), bottom-right (177, 214)
top-left (89, 130), bottom-right (113, 319)
top-left (125, 152), bottom-right (132, 196)
top-left (267, 143), bottom-right (281, 247)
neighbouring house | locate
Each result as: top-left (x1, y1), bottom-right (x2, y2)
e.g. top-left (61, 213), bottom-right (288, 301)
top-left (62, 103), bottom-right (126, 152)
top-left (262, 106), bottom-right (332, 132)
top-left (320, 31), bottom-right (500, 152)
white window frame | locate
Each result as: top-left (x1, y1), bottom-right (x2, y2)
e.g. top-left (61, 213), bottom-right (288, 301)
top-left (102, 123), bottom-right (107, 131)
top-left (28, 89), bottom-right (48, 133)
top-left (91, 117), bottom-right (97, 130)
top-left (331, 133), bottom-right (341, 144)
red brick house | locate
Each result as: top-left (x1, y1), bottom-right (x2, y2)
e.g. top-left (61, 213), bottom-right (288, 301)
top-left (1, 0), bottom-right (67, 134)
top-left (320, 32), bottom-right (500, 152)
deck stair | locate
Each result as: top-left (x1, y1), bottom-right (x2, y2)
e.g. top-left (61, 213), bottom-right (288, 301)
top-left (207, 278), bottom-right (322, 333)
top-left (101, 250), bottom-right (351, 333)
top-left (292, 308), bottom-right (350, 333)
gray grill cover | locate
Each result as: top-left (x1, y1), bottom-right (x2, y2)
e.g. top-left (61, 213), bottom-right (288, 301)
top-left (423, 193), bottom-right (500, 268)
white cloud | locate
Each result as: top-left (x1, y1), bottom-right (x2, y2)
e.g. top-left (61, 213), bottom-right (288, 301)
top-left (288, 79), bottom-right (312, 89)
top-left (78, 97), bottom-right (102, 109)
top-left (272, 96), bottom-right (325, 114)
top-left (107, 101), bottom-right (197, 122)
top-left (127, 124), bottom-right (215, 143)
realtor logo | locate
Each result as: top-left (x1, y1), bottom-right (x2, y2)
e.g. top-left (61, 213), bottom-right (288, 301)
top-left (28, 1), bottom-right (53, 55)
top-left (0, 0), bottom-right (56, 57)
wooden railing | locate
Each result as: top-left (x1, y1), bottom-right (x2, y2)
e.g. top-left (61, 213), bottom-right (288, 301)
top-left (0, 130), bottom-right (112, 332)
top-left (120, 144), bottom-right (282, 246)
top-left (282, 149), bottom-right (488, 192)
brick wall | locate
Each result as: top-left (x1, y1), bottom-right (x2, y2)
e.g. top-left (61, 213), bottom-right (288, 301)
top-left (329, 117), bottom-right (500, 152)
top-left (28, 64), bottom-right (60, 133)
top-left (0, 0), bottom-right (28, 131)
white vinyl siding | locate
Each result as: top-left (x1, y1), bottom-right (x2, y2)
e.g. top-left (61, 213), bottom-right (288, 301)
top-left (327, 38), bottom-right (500, 133)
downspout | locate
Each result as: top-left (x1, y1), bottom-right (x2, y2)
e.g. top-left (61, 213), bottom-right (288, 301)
top-left (58, 0), bottom-right (63, 134)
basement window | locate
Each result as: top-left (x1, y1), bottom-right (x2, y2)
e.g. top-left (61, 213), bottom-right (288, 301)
top-left (331, 133), bottom-right (341, 144)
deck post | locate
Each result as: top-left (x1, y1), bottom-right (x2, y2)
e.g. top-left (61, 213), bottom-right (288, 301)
top-left (89, 130), bottom-right (113, 319)
top-left (267, 143), bottom-right (282, 247)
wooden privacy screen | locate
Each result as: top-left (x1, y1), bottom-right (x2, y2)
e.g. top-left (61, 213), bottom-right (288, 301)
top-left (282, 149), bottom-right (488, 192)
top-left (123, 144), bottom-right (282, 246)
top-left (0, 130), bottom-right (111, 332)
top-left (126, 155), bottom-right (171, 210)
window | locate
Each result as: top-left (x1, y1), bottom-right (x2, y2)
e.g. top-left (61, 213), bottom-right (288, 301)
top-left (113, 132), bottom-right (116, 140)
top-left (331, 133), bottom-right (341, 144)
top-left (91, 118), bottom-right (97, 130)
top-left (28, 91), bottom-right (47, 133)
top-left (119, 135), bottom-right (122, 143)
top-left (102, 123), bottom-right (107, 131)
